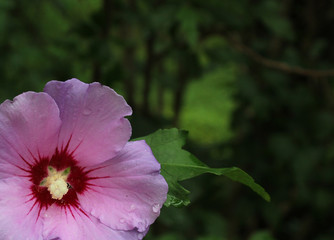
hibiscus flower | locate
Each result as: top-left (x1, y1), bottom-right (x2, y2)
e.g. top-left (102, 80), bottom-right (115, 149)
top-left (0, 79), bottom-right (168, 240)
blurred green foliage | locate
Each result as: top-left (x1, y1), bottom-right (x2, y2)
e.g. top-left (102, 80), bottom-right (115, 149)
top-left (1, 0), bottom-right (334, 239)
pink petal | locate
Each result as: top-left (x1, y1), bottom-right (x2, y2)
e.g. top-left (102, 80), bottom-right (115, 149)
top-left (44, 79), bottom-right (132, 166)
top-left (78, 140), bottom-right (168, 232)
top-left (0, 92), bottom-right (61, 178)
top-left (42, 204), bottom-right (143, 240)
top-left (0, 177), bottom-right (44, 239)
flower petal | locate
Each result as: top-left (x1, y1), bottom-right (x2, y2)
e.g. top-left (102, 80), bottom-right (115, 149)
top-left (78, 141), bottom-right (168, 232)
top-left (44, 79), bottom-right (132, 166)
top-left (42, 205), bottom-right (143, 240)
top-left (0, 92), bottom-right (61, 178)
top-left (0, 177), bottom-right (44, 240)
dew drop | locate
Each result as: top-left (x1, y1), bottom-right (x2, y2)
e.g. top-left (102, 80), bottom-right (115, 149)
top-left (83, 108), bottom-right (92, 116)
top-left (129, 204), bottom-right (136, 211)
top-left (137, 233), bottom-right (144, 240)
top-left (152, 203), bottom-right (160, 213)
top-left (119, 218), bottom-right (125, 223)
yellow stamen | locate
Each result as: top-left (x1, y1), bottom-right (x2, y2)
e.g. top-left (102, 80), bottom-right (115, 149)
top-left (40, 167), bottom-right (71, 200)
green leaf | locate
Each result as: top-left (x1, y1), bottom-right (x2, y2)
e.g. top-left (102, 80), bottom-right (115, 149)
top-left (136, 128), bottom-right (270, 207)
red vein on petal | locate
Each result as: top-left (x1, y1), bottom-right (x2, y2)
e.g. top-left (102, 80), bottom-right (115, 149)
top-left (64, 206), bottom-right (68, 218)
top-left (26, 199), bottom-right (38, 218)
top-left (69, 138), bottom-right (84, 157)
top-left (68, 206), bottom-right (76, 219)
top-left (37, 149), bottom-right (42, 162)
top-left (87, 176), bottom-right (111, 181)
top-left (16, 174), bottom-right (30, 178)
top-left (26, 148), bottom-right (39, 165)
top-left (12, 163), bottom-right (30, 173)
top-left (85, 183), bottom-right (111, 190)
top-left (18, 153), bottom-right (32, 168)
top-left (0, 137), bottom-right (38, 175)
top-left (36, 202), bottom-right (45, 221)
top-left (62, 134), bottom-right (73, 153)
top-left (73, 204), bottom-right (91, 219)
top-left (83, 164), bottom-right (111, 175)
top-left (25, 194), bottom-right (35, 204)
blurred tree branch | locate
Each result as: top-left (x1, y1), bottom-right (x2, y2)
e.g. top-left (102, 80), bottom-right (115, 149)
top-left (229, 37), bottom-right (334, 78)
top-left (201, 28), bottom-right (334, 78)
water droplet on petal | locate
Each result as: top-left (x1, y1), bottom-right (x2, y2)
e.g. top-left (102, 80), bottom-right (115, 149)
top-left (129, 204), bottom-right (136, 211)
top-left (119, 218), bottom-right (125, 223)
top-left (138, 233), bottom-right (144, 240)
top-left (83, 108), bottom-right (92, 116)
top-left (152, 203), bottom-right (160, 213)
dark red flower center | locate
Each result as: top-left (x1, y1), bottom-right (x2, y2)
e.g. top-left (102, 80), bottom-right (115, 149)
top-left (24, 144), bottom-right (91, 218)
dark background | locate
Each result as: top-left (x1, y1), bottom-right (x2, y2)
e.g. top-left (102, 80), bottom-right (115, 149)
top-left (1, 0), bottom-right (334, 239)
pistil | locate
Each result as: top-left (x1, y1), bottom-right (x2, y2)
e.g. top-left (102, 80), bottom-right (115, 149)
top-left (40, 166), bottom-right (71, 200)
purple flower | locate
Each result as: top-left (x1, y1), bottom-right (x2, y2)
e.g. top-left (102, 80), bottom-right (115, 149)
top-left (0, 79), bottom-right (168, 239)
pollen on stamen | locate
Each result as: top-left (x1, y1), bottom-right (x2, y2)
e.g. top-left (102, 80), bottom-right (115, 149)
top-left (48, 178), bottom-right (69, 200)
top-left (40, 166), bottom-right (71, 200)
